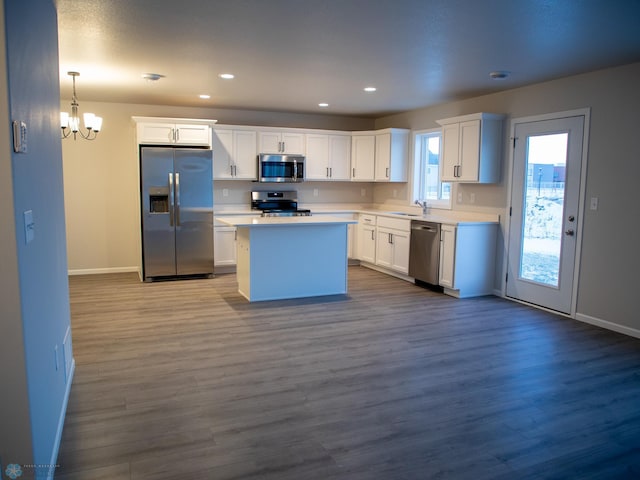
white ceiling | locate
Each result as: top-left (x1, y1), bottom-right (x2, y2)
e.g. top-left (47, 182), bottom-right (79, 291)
top-left (57, 0), bottom-right (640, 118)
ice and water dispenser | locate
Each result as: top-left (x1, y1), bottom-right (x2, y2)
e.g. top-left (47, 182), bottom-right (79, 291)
top-left (148, 186), bottom-right (169, 213)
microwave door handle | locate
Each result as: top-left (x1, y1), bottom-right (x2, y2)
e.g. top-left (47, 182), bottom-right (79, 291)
top-left (168, 173), bottom-right (174, 227)
top-left (293, 160), bottom-right (297, 181)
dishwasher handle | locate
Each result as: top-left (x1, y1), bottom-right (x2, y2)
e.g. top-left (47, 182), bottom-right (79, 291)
top-left (412, 225), bottom-right (438, 233)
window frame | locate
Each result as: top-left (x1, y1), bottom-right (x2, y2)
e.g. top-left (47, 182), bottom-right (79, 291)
top-left (411, 128), bottom-right (452, 210)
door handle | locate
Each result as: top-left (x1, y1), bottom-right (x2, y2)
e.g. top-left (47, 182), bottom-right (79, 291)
top-left (175, 172), bottom-right (181, 226)
top-left (168, 173), bottom-right (174, 227)
top-left (565, 229), bottom-right (574, 236)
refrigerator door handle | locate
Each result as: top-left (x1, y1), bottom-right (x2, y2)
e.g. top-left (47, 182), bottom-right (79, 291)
top-left (175, 172), bottom-right (181, 226)
top-left (168, 173), bottom-right (175, 227)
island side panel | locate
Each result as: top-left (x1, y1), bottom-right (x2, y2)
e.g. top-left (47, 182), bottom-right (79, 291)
top-left (236, 226), bottom-right (251, 300)
top-left (246, 223), bottom-right (349, 301)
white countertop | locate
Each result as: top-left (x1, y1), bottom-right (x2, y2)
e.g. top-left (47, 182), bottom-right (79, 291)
top-left (214, 207), bottom-right (499, 226)
top-left (217, 215), bottom-right (358, 227)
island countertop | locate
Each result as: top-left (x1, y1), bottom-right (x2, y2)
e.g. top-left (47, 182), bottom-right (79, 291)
top-left (217, 215), bottom-right (357, 227)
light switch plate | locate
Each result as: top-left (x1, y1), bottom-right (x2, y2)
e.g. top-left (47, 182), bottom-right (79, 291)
top-left (590, 197), bottom-right (598, 210)
top-left (24, 210), bottom-right (34, 244)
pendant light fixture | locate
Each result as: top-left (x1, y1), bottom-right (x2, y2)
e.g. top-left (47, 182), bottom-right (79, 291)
top-left (60, 71), bottom-right (103, 140)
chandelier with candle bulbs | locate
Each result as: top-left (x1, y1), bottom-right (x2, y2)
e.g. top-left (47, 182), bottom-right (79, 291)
top-left (60, 71), bottom-right (103, 140)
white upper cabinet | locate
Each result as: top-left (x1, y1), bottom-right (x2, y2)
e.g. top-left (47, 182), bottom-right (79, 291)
top-left (437, 112), bottom-right (504, 183)
top-left (135, 119), bottom-right (212, 147)
top-left (258, 130), bottom-right (305, 154)
top-left (351, 133), bottom-right (376, 181)
top-left (374, 129), bottom-right (409, 182)
top-left (211, 128), bottom-right (257, 180)
top-left (305, 133), bottom-right (351, 181)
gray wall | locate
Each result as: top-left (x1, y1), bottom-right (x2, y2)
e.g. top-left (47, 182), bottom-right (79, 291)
top-left (375, 62), bottom-right (640, 332)
top-left (0, 0), bottom-right (73, 473)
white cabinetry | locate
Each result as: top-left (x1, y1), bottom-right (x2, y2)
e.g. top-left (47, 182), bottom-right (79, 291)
top-left (437, 113), bottom-right (504, 183)
top-left (351, 129), bottom-right (409, 182)
top-left (258, 130), bottom-right (305, 154)
top-left (136, 120), bottom-right (211, 147)
top-left (375, 216), bottom-right (410, 274)
top-left (357, 214), bottom-right (377, 263)
top-left (374, 129), bottom-right (409, 182)
top-left (211, 128), bottom-right (257, 180)
top-left (305, 134), bottom-right (351, 180)
top-left (214, 226), bottom-right (237, 267)
top-left (439, 222), bottom-right (498, 297)
top-left (350, 134), bottom-right (376, 181)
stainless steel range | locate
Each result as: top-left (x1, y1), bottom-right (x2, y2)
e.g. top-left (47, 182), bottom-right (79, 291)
top-left (251, 191), bottom-right (311, 217)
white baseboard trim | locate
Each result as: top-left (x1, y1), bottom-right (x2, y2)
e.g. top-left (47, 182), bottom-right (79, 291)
top-left (575, 313), bottom-right (640, 339)
top-left (48, 358), bottom-right (75, 479)
top-left (68, 266), bottom-right (139, 276)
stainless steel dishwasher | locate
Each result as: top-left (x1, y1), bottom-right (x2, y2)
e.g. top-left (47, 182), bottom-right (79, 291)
top-left (409, 220), bottom-right (441, 285)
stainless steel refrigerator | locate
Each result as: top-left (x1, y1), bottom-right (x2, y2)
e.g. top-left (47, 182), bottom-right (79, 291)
top-left (140, 147), bottom-right (214, 281)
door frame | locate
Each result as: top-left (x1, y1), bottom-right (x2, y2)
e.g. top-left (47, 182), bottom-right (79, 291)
top-left (501, 108), bottom-right (591, 317)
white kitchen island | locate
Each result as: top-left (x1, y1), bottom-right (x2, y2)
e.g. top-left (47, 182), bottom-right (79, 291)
top-left (216, 215), bottom-right (357, 302)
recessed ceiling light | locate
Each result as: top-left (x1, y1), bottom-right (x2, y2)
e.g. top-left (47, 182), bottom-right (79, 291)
top-left (489, 70), bottom-right (510, 80)
top-left (142, 73), bottom-right (164, 82)
top-left (364, 86), bottom-right (377, 92)
top-left (219, 73), bottom-right (235, 79)
top-left (199, 94), bottom-right (211, 99)
top-left (318, 103), bottom-right (329, 108)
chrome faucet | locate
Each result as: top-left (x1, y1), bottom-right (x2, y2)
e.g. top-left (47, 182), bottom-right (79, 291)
top-left (415, 199), bottom-right (428, 215)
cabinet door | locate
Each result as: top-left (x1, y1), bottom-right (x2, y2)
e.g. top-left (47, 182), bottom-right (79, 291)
top-left (328, 135), bottom-right (351, 180)
top-left (232, 130), bottom-right (258, 179)
top-left (175, 124), bottom-right (210, 146)
top-left (390, 230), bottom-right (410, 274)
top-left (440, 123), bottom-right (460, 182)
top-left (374, 132), bottom-right (391, 181)
top-left (458, 120), bottom-right (481, 182)
top-left (351, 135), bottom-right (375, 181)
top-left (258, 131), bottom-right (282, 153)
top-left (211, 129), bottom-right (234, 179)
top-left (375, 228), bottom-right (393, 268)
top-left (358, 225), bottom-right (376, 263)
top-left (281, 132), bottom-right (305, 154)
top-left (214, 226), bottom-right (237, 266)
top-left (137, 122), bottom-right (176, 144)
top-left (439, 224), bottom-right (456, 288)
top-left (305, 134), bottom-right (330, 180)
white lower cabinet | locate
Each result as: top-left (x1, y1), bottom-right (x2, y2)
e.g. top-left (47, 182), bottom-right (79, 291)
top-left (214, 226), bottom-right (237, 267)
top-left (439, 223), bottom-right (498, 298)
top-left (375, 216), bottom-right (410, 275)
top-left (357, 214), bottom-right (410, 276)
top-left (356, 214), bottom-right (376, 263)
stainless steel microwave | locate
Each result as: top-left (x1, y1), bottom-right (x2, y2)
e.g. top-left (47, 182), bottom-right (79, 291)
top-left (257, 154), bottom-right (305, 183)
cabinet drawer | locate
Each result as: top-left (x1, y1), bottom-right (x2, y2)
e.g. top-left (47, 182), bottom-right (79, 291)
top-left (359, 214), bottom-right (377, 226)
top-left (377, 215), bottom-right (410, 232)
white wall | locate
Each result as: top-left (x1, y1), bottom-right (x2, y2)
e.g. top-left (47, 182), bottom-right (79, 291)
top-left (375, 62), bottom-right (640, 333)
top-left (61, 102), bottom-right (374, 273)
top-left (1, 0), bottom-right (73, 474)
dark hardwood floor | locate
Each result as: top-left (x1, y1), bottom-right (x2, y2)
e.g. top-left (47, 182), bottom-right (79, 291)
top-left (56, 267), bottom-right (640, 479)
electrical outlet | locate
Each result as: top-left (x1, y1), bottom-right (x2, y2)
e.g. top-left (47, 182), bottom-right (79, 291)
top-left (313, 188), bottom-right (319, 197)
top-left (393, 189), bottom-right (397, 198)
top-left (457, 192), bottom-right (463, 203)
top-left (222, 188), bottom-right (229, 197)
top-left (361, 188), bottom-right (366, 197)
top-left (590, 197), bottom-right (598, 210)
top-left (470, 193), bottom-right (476, 204)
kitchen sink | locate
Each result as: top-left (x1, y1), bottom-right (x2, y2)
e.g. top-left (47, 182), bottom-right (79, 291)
top-left (388, 212), bottom-right (420, 217)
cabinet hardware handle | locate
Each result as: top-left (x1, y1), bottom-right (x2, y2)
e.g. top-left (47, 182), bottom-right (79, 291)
top-left (386, 167), bottom-right (389, 178)
top-left (370, 230), bottom-right (374, 241)
top-left (176, 128), bottom-right (180, 142)
top-left (352, 167), bottom-right (356, 178)
top-left (329, 167), bottom-right (332, 178)
top-left (388, 233), bottom-right (393, 244)
top-left (234, 230), bottom-right (237, 241)
top-left (326, 167), bottom-right (329, 177)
